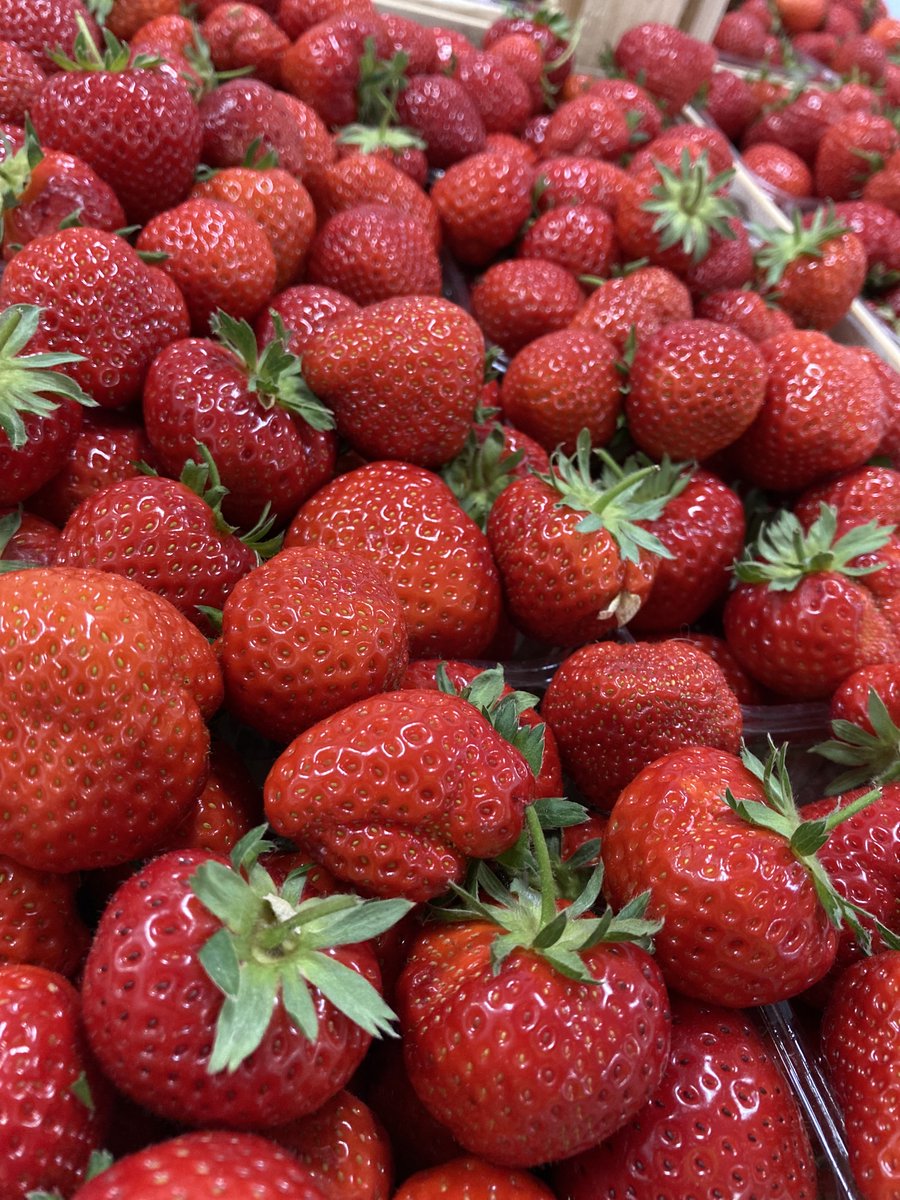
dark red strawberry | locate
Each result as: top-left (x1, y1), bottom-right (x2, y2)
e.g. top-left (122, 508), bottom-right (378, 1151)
top-left (518, 204), bottom-right (620, 278)
top-left (0, 507), bottom-right (60, 569)
top-left (280, 13), bottom-right (391, 129)
top-left (0, 856), bottom-right (89, 975)
top-left (613, 22), bottom-right (716, 113)
top-left (395, 74), bottom-right (486, 169)
top-left (0, 0), bottom-right (99, 69)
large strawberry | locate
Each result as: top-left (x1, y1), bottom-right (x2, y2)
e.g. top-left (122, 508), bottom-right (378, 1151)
top-left (142, 311), bottom-right (336, 529)
top-left (0, 567), bottom-right (221, 871)
top-left (551, 996), bottom-right (817, 1200)
top-left (300, 295), bottom-right (483, 468)
top-left (822, 951), bottom-right (900, 1200)
top-left (264, 684), bottom-right (538, 901)
top-left (613, 22), bottom-right (716, 114)
top-left (30, 20), bottom-right (201, 224)
top-left (285, 460), bottom-right (502, 659)
top-left (81, 833), bottom-right (411, 1128)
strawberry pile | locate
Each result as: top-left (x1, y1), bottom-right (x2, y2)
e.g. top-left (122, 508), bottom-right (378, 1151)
top-left (0, 2), bottom-right (899, 1199)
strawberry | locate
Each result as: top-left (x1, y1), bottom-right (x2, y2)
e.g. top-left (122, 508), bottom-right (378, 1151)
top-left (536, 155), bottom-right (630, 216)
top-left (306, 153), bottom-right (438, 247)
top-left (266, 682), bottom-right (537, 901)
top-left (814, 112), bottom-right (899, 201)
top-left (287, 460), bottom-right (501, 658)
top-left (438, 418), bottom-right (551, 531)
top-left (470, 259), bottom-right (583, 357)
top-left (714, 9), bottom-right (769, 58)
top-left (646, 630), bottom-right (765, 705)
top-left (53, 449), bottom-right (278, 630)
top-left (192, 161), bottom-right (316, 291)
top-left (394, 74), bottom-right (486, 169)
top-left (613, 22), bottom-right (716, 114)
top-left (703, 69), bottom-right (761, 142)
top-left (0, 40), bottom-right (45, 123)
top-left (395, 1158), bottom-right (555, 1199)
top-left (0, 507), bottom-right (60, 569)
top-left (625, 317), bottom-right (768, 461)
top-left (160, 736), bottom-right (262, 858)
top-left (552, 996), bottom-right (817, 1200)
top-left (201, 0), bottom-right (289, 85)
top-left (30, 22), bottom-right (201, 225)
top-left (628, 126), bottom-right (734, 178)
top-left (0, 964), bottom-right (109, 1197)
top-left (452, 50), bottom-right (532, 136)
top-left (603, 742), bottom-right (880, 1006)
top-left (106, 0), bottom-right (182, 40)
top-left (570, 265), bottom-right (692, 352)
top-left (71, 1131), bottom-right (330, 1199)
top-left (833, 199), bottom-right (900, 286)
top-left (431, 150), bottom-right (532, 268)
top-left (280, 13), bottom-right (391, 129)
top-left (82, 835), bottom-right (410, 1127)
top-left (396, 817), bottom-right (670, 1167)
top-left (278, 0), bottom-right (376, 40)
top-left (254, 283), bottom-right (358, 356)
top-left (822, 952), bottom-right (900, 1200)
top-left (499, 328), bottom-right (621, 454)
top-left (742, 88), bottom-right (844, 168)
top-left (627, 465), bottom-right (747, 632)
top-left (538, 94), bottom-right (632, 162)
top-left (542, 638), bottom-right (743, 811)
top-left (482, 9), bottom-right (574, 90)
top-left (518, 203), bottom-right (620, 278)
top-left (0, 567), bottom-right (221, 870)
top-left (832, 33), bottom-right (888, 83)
top-left (0, 0), bottom-right (100, 70)
top-left (380, 11), bottom-right (436, 74)
top-left (588, 77), bottom-right (663, 147)
top-left (487, 34), bottom-right (545, 114)
top-left (128, 14), bottom-right (215, 98)
top-left (743, 141), bottom-right (813, 198)
top-left (0, 227), bottom-right (190, 410)
top-left (0, 303), bottom-right (97, 506)
top-left (307, 202), bottom-right (441, 304)
top-left (486, 434), bottom-right (671, 647)
top-left (220, 544), bottom-right (408, 743)
top-left (695, 287), bottom-right (794, 340)
top-left (729, 330), bottom-right (885, 492)
top-left (723, 505), bottom-right (900, 700)
top-left (300, 295), bottom-right (483, 468)
top-left (793, 464), bottom-right (900, 532)
top-left (0, 856), bottom-right (89, 975)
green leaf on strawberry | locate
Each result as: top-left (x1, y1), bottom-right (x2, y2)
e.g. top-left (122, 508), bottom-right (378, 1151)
top-left (641, 149), bottom-right (738, 264)
top-left (752, 205), bottom-right (852, 289)
top-left (813, 685), bottom-right (900, 794)
top-left (440, 424), bottom-right (526, 530)
top-left (434, 661), bottom-right (545, 777)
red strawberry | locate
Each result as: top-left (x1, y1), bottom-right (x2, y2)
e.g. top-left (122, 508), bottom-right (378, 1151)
top-left (452, 50), bottom-right (532, 136)
top-left (0, 567), bottom-right (221, 870)
top-left (714, 9), bottom-right (769, 58)
top-left (307, 203), bottom-right (441, 304)
top-left (82, 840), bottom-right (408, 1128)
top-left (286, 460), bottom-right (502, 659)
top-left (431, 150), bottom-right (533, 268)
top-left (626, 317), bottom-right (768, 461)
top-left (438, 417), bottom-right (551, 532)
top-left (160, 736), bottom-right (262, 858)
top-left (742, 88), bottom-right (844, 168)
top-left (570, 266), bottom-right (692, 352)
top-left (552, 996), bottom-right (817, 1200)
top-left (0, 0), bottom-right (100, 69)
top-left (743, 141), bottom-right (813, 198)
top-left (538, 94), bottom-right (631, 161)
top-left (815, 112), bottom-right (899, 201)
top-left (0, 227), bottom-right (190, 410)
top-left (536, 155), bottom-right (629, 216)
top-left (0, 40), bottom-right (45, 123)
top-left (833, 199), bottom-right (900, 285)
top-left (542, 638), bottom-right (743, 811)
top-left (589, 77), bottom-right (663, 147)
top-left (794, 464), bottom-right (900, 532)
top-left (0, 507), bottom-right (60, 569)
top-left (220, 544), bottom-right (408, 743)
top-left (628, 125), bottom-right (734, 178)
top-left (30, 23), bottom-right (201, 224)
top-left (822, 952), bottom-right (900, 1200)
top-left (724, 505), bottom-right (900, 700)
top-left (695, 287), bottom-right (794, 340)
top-left (306, 153), bottom-right (438, 246)
top-left (280, 13), bottom-right (391, 128)
top-left (72, 1131), bottom-right (330, 1199)
top-left (143, 312), bottom-right (336, 529)
top-left (0, 857), bottom-right (89, 976)
top-left (482, 10), bottom-right (573, 90)
top-left (394, 74), bottom-right (486, 169)
top-left (300, 295), bottom-right (483, 468)
top-left (646, 630), bottom-right (765, 705)
top-left (613, 22), bottom-right (716, 113)
top-left (0, 964), bottom-right (109, 1197)
top-left (201, 0), bottom-right (289, 85)
top-left (395, 1158), bottom-right (554, 1199)
top-left (703, 69), bottom-right (762, 142)
top-left (518, 203), bottom-right (620, 278)
top-left (832, 33), bottom-right (888, 83)
top-left (469, 259), bottom-right (583, 356)
top-left (278, 0), bottom-right (375, 40)
top-left (255, 283), bottom-right (358, 356)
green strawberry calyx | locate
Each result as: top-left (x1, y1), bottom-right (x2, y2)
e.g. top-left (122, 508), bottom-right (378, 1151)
top-left (0, 508), bottom-right (39, 574)
top-left (642, 149), bottom-right (739, 264)
top-left (752, 206), bottom-right (851, 289)
top-left (813, 685), bottom-right (900, 795)
top-left (210, 309), bottom-right (335, 432)
top-left (540, 428), bottom-right (677, 563)
top-left (27, 1150), bottom-right (113, 1200)
top-left (442, 804), bottom-right (661, 982)
top-left (0, 120), bottom-right (43, 236)
top-left (355, 37), bottom-right (412, 133)
top-left (190, 825), bottom-right (414, 1074)
top-left (50, 15), bottom-right (161, 72)
top-left (441, 423), bottom-right (526, 530)
top-left (0, 304), bottom-right (96, 449)
top-left (733, 502), bottom-right (894, 591)
top-left (434, 661), bottom-right (544, 777)
top-left (724, 740), bottom-right (900, 954)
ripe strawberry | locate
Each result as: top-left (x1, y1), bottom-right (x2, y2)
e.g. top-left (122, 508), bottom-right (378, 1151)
top-left (703, 69), bottom-right (762, 142)
top-left (106, 0), bottom-right (181, 40)
top-left (589, 77), bottom-right (663, 147)
top-left (628, 465), bottom-right (747, 633)
top-left (30, 24), bottom-right (201, 225)
top-left (536, 155), bottom-right (630, 216)
top-left (280, 13), bottom-right (391, 128)
top-left (306, 153), bottom-right (438, 246)
top-left (486, 435), bottom-right (671, 646)
top-left (265, 686), bottom-right (536, 901)
top-left (744, 141), bottom-right (813, 198)
top-left (570, 266), bottom-right (692, 352)
top-left (452, 50), bottom-right (532, 136)
top-left (603, 742), bottom-right (874, 1005)
top-left (499, 328), bottom-right (621, 454)
top-left (832, 33), bottom-right (888, 83)
top-left (72, 1131), bottom-right (330, 1199)
top-left (814, 113), bottom-right (899, 201)
top-left (723, 505), bottom-right (900, 700)
top-left (833, 199), bottom-right (900, 285)
top-left (470, 259), bottom-right (583, 356)
top-left (613, 22), bottom-right (716, 113)
top-left (729, 330), bottom-right (885, 492)
top-left (136, 196), bottom-right (276, 333)
top-left (82, 838), bottom-right (409, 1128)
top-left (128, 14), bottom-right (213, 97)
top-left (0, 227), bottom-right (190, 410)
top-left (628, 126), bottom-right (734, 178)
top-left (0, 856), bottom-right (89, 976)
top-left (278, 0), bottom-right (375, 40)
top-left (396, 846), bottom-right (670, 1166)
top-left (538, 94), bottom-right (631, 161)
top-left (552, 996), bottom-right (817, 1200)
top-left (307, 203), bottom-right (441, 304)
top-left (0, 567), bottom-right (221, 870)
top-left (742, 88), bottom-right (844, 168)
top-left (254, 283), bottom-right (358, 356)
top-left (143, 312), bottom-right (336, 529)
top-left (714, 9), bottom-right (769, 58)
top-left (626, 317), bottom-right (767, 461)
top-left (431, 150), bottom-right (532, 268)
top-left (161, 736), bottom-right (262, 858)
top-left (487, 34), bottom-right (545, 114)
top-left (53, 451), bottom-right (274, 630)
top-left (518, 203), bottom-right (620, 278)
top-left (394, 74), bottom-right (486, 168)
top-left (648, 630), bottom-right (765, 705)
top-left (396, 1158), bottom-right (554, 1199)
top-left (438, 418), bottom-right (551, 531)
top-left (380, 11), bottom-right (436, 73)
top-left (542, 639), bottom-right (743, 811)
top-left (0, 41), bottom-right (46, 124)
top-left (482, 9), bottom-right (573, 90)
top-left (695, 287), bottom-right (794, 340)
top-left (794, 464), bottom-right (900, 532)
top-left (1, 964), bottom-right (109, 1198)
top-left (822, 952), bottom-right (900, 1200)
top-left (201, 0), bottom-right (289, 85)
top-left (301, 295), bottom-right (483, 468)
top-left (0, 507), bottom-right (60, 569)
top-left (0, 0), bottom-right (99, 69)
top-left (192, 161), bottom-right (316, 291)
top-left (221, 545), bottom-right (408, 743)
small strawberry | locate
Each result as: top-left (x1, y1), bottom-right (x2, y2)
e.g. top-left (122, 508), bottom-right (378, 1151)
top-left (0, 856), bottom-right (89, 976)
top-left (0, 506), bottom-right (60, 569)
top-left (794, 464), bottom-right (900, 533)
top-left (306, 152), bottom-right (438, 246)
top-left (742, 88), bottom-right (844, 167)
top-left (570, 266), bottom-right (692, 352)
top-left (702, 69), bottom-right (761, 142)
top-left (469, 259), bottom-right (583, 356)
top-left (453, 50), bottom-right (532, 136)
top-left (538, 94), bottom-right (632, 162)
top-left (201, 0), bottom-right (289, 86)
top-left (833, 199), bottom-right (900, 286)
top-left (536, 155), bottom-right (629, 216)
top-left (714, 9), bottom-right (769, 58)
top-left (518, 203), bottom-right (620, 278)
top-left (280, 14), bottom-right (391, 129)
top-left (394, 73), bottom-right (486, 168)
top-left (431, 150), bottom-right (533, 268)
top-left (278, 0), bottom-right (375, 40)
top-left (0, 40), bottom-right (45, 123)
top-left (0, 0), bottom-right (99, 70)
top-left (613, 22), bottom-right (716, 114)
top-left (815, 111), bottom-right (900, 201)
top-left (743, 141), bottom-right (813, 198)
top-left (695, 287), bottom-right (794, 340)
